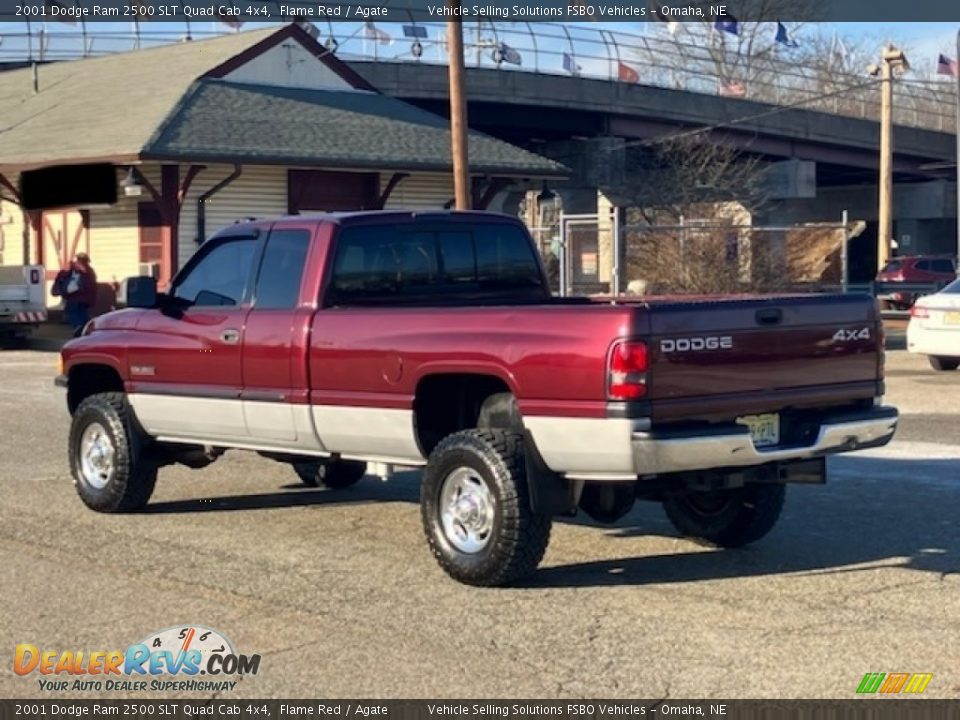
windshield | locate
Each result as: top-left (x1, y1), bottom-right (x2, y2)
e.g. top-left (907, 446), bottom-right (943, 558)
top-left (942, 277), bottom-right (960, 294)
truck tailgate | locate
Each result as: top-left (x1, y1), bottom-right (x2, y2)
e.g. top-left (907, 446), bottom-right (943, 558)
top-left (642, 294), bottom-right (881, 422)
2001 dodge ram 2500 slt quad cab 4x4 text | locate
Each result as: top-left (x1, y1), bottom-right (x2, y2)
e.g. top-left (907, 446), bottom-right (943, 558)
top-left (57, 211), bottom-right (898, 586)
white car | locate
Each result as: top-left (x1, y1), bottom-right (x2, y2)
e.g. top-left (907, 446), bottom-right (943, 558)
top-left (907, 277), bottom-right (960, 371)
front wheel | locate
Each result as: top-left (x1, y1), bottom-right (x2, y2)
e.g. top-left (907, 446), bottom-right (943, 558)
top-left (69, 392), bottom-right (157, 513)
top-left (421, 429), bottom-right (551, 586)
top-left (293, 459), bottom-right (367, 489)
top-left (929, 356), bottom-right (960, 372)
top-left (663, 483), bottom-right (785, 548)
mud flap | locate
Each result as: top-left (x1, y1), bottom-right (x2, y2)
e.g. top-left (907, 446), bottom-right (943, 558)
top-left (523, 431), bottom-right (577, 516)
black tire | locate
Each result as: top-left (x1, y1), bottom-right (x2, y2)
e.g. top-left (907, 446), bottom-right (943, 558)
top-left (663, 483), bottom-right (785, 548)
top-left (293, 459), bottom-right (367, 489)
top-left (421, 429), bottom-right (551, 586)
top-left (929, 356), bottom-right (960, 372)
top-left (69, 392), bottom-right (157, 513)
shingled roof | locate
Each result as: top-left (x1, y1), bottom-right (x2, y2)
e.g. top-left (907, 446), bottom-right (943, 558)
top-left (0, 24), bottom-right (566, 177)
top-left (146, 80), bottom-right (566, 176)
top-left (0, 27), bottom-right (279, 167)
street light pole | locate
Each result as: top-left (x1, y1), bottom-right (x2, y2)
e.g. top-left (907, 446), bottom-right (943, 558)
top-left (447, 14), bottom-right (471, 210)
top-left (877, 44), bottom-right (908, 272)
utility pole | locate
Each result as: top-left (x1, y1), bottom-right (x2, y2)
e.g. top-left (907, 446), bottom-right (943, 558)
top-left (447, 14), bottom-right (471, 210)
top-left (955, 29), bottom-right (959, 259)
top-left (876, 44), bottom-right (908, 272)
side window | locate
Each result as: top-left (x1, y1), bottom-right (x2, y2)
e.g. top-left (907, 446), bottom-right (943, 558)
top-left (930, 259), bottom-right (955, 274)
top-left (174, 238), bottom-right (258, 307)
top-left (914, 260), bottom-right (931, 272)
top-left (253, 230), bottom-right (312, 310)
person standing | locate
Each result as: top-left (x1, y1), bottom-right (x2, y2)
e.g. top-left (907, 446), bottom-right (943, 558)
top-left (53, 253), bottom-right (98, 337)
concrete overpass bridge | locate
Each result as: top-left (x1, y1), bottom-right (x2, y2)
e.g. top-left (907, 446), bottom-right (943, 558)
top-left (347, 57), bottom-right (958, 272)
top-left (349, 60), bottom-right (955, 181)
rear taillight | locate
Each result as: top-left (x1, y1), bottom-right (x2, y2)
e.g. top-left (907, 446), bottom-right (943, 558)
top-left (29, 269), bottom-right (40, 284)
top-left (608, 340), bottom-right (648, 400)
top-left (910, 305), bottom-right (929, 318)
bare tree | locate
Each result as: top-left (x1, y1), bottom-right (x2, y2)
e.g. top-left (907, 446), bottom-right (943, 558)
top-left (609, 136), bottom-right (768, 224)
top-left (601, 136), bottom-right (782, 293)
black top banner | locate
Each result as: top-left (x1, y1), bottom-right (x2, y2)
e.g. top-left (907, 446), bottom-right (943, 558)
top-left (1, 0), bottom-right (960, 22)
top-left (2, 700), bottom-right (960, 720)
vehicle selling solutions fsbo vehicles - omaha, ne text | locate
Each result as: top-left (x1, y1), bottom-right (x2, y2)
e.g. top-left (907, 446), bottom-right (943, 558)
top-left (55, 211), bottom-right (898, 586)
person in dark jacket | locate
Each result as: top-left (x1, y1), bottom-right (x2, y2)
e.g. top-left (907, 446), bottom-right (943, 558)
top-left (53, 253), bottom-right (98, 337)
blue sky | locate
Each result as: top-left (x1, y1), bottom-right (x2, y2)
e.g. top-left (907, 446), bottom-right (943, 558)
top-left (844, 22), bottom-right (958, 58)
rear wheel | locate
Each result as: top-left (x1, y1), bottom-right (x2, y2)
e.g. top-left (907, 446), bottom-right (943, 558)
top-left (293, 459), bottom-right (367, 489)
top-left (421, 429), bottom-right (551, 586)
top-left (663, 484), bottom-right (785, 548)
top-left (929, 356), bottom-right (960, 372)
top-left (69, 392), bottom-right (157, 513)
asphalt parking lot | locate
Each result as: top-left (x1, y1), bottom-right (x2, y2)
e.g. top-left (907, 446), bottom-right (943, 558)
top-left (0, 345), bottom-right (957, 699)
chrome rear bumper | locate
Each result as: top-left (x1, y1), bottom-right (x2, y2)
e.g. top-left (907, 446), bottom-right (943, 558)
top-left (632, 406), bottom-right (898, 475)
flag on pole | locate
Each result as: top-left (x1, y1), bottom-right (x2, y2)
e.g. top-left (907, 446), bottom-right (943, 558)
top-left (43, 0), bottom-right (76, 24)
top-left (618, 61), bottom-right (639, 83)
top-left (775, 22), bottom-right (798, 48)
top-left (496, 42), bottom-right (522, 66)
top-left (937, 53), bottom-right (958, 77)
top-left (719, 79), bottom-right (746, 97)
top-left (714, 18), bottom-right (739, 35)
top-left (402, 25), bottom-right (427, 39)
top-left (562, 52), bottom-right (581, 75)
top-left (216, 5), bottom-right (243, 29)
top-left (364, 21), bottom-right (392, 45)
top-left (650, 6), bottom-right (679, 33)
top-left (570, 0), bottom-right (598, 21)
top-left (831, 33), bottom-right (849, 63)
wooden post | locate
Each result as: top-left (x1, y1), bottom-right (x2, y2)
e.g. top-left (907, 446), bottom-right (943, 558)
top-left (956, 30), bottom-right (960, 260)
top-left (160, 165), bottom-right (180, 289)
top-left (447, 14), bottom-right (470, 210)
top-left (877, 45), bottom-right (907, 272)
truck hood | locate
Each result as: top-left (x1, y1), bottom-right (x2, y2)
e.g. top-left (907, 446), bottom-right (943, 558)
top-left (85, 308), bottom-right (146, 333)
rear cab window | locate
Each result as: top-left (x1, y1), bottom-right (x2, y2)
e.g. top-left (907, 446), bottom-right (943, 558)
top-left (326, 220), bottom-right (546, 305)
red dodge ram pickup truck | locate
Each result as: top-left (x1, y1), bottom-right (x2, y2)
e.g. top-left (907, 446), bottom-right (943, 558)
top-left (57, 211), bottom-right (898, 586)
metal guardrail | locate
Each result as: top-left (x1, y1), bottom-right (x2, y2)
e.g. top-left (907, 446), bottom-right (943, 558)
top-left (0, 20), bottom-right (955, 133)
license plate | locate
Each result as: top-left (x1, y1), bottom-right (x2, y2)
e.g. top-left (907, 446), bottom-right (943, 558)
top-left (737, 413), bottom-right (780, 448)
top-left (944, 312), bottom-right (960, 325)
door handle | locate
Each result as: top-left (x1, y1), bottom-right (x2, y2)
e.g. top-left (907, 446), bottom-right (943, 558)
top-left (220, 328), bottom-right (240, 344)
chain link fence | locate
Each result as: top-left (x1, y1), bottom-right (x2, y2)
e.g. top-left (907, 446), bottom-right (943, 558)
top-left (621, 220), bottom-right (853, 295)
top-left (549, 213), bottom-right (856, 297)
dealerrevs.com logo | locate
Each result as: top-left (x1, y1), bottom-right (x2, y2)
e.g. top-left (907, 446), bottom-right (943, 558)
top-left (15, 625), bottom-right (261, 693)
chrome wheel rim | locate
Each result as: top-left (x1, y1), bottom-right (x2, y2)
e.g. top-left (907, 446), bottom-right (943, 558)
top-left (439, 467), bottom-right (496, 554)
top-left (79, 422), bottom-right (114, 490)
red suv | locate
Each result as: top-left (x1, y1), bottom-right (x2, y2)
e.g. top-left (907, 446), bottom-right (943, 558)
top-left (876, 255), bottom-right (957, 309)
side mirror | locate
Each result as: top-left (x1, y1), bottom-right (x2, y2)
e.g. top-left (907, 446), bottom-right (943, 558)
top-left (122, 276), bottom-right (158, 309)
